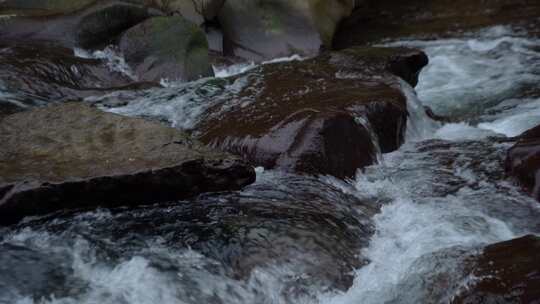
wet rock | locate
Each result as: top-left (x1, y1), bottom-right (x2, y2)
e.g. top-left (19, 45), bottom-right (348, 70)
top-left (194, 47), bottom-right (428, 178)
top-left (119, 16), bottom-right (213, 82)
top-left (0, 43), bottom-right (155, 107)
top-left (0, 103), bottom-right (255, 226)
top-left (20, 172), bottom-right (377, 294)
top-left (452, 235), bottom-right (540, 304)
top-left (333, 0), bottom-right (540, 48)
top-left (506, 124), bottom-right (540, 201)
top-left (218, 0), bottom-right (356, 61)
top-left (0, 1), bottom-right (158, 49)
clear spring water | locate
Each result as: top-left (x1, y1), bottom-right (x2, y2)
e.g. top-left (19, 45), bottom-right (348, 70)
top-left (1, 26), bottom-right (540, 304)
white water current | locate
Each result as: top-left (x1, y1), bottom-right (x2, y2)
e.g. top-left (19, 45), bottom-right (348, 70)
top-left (1, 26), bottom-right (540, 304)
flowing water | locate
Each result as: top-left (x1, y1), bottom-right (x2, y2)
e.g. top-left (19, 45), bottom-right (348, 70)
top-left (1, 26), bottom-right (540, 304)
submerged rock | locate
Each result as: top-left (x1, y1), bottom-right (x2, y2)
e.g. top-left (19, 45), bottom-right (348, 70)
top-left (194, 47), bottom-right (428, 178)
top-left (452, 235), bottom-right (540, 304)
top-left (119, 16), bottom-right (214, 82)
top-left (506, 125), bottom-right (540, 201)
top-left (156, 0), bottom-right (225, 25)
top-left (218, 0), bottom-right (355, 60)
top-left (0, 103), bottom-right (255, 226)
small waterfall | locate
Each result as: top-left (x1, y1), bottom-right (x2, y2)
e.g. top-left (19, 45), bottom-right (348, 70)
top-left (398, 78), bottom-right (440, 141)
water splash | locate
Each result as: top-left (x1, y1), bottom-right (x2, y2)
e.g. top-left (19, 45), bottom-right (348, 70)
top-left (212, 54), bottom-right (305, 78)
top-left (74, 46), bottom-right (137, 81)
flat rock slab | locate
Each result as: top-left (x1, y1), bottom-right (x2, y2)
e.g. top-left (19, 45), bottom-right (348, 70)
top-left (0, 103), bottom-right (255, 225)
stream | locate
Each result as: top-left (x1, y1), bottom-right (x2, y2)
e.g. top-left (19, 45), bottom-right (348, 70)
top-left (1, 26), bottom-right (540, 304)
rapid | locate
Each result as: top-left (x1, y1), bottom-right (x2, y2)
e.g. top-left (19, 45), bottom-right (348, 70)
top-left (1, 26), bottom-right (540, 304)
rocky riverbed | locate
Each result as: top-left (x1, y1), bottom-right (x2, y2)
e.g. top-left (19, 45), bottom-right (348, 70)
top-left (1, 1), bottom-right (540, 303)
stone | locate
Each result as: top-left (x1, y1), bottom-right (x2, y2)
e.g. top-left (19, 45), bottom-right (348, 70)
top-left (506, 124), bottom-right (540, 201)
top-left (218, 0), bottom-right (355, 61)
top-left (333, 0), bottom-right (540, 49)
top-left (0, 103), bottom-right (255, 225)
top-left (119, 16), bottom-right (214, 82)
top-left (193, 47), bottom-right (428, 178)
top-left (452, 235), bottom-right (540, 304)
top-left (0, 1), bottom-right (158, 49)
top-left (0, 0), bottom-right (96, 17)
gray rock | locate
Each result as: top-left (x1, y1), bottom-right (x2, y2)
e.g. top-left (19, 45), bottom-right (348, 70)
top-left (218, 0), bottom-right (355, 61)
top-left (119, 15), bottom-right (214, 82)
top-left (0, 103), bottom-right (255, 225)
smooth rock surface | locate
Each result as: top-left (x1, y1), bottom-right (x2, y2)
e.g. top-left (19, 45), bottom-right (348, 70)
top-left (0, 1), bottom-right (157, 49)
top-left (119, 16), bottom-right (213, 82)
top-left (0, 103), bottom-right (255, 225)
top-left (218, 0), bottom-right (355, 61)
top-left (452, 235), bottom-right (540, 304)
top-left (194, 47), bottom-right (428, 178)
top-left (506, 124), bottom-right (540, 201)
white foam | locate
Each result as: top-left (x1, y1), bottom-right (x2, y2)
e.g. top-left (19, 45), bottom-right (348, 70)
top-left (103, 75), bottom-right (251, 130)
top-left (74, 46), bottom-right (137, 81)
top-left (212, 54), bottom-right (305, 78)
top-left (399, 79), bottom-right (440, 141)
top-left (213, 62), bottom-right (257, 78)
top-left (478, 98), bottom-right (540, 137)
top-left (315, 27), bottom-right (540, 303)
top-left (434, 122), bottom-right (500, 140)
top-left (387, 27), bottom-right (540, 126)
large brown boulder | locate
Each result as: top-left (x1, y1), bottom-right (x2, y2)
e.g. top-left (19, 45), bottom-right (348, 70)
top-left (119, 16), bottom-right (214, 82)
top-left (333, 0), bottom-right (540, 48)
top-left (0, 103), bottom-right (255, 226)
top-left (452, 235), bottom-right (540, 304)
top-left (192, 47), bottom-right (428, 178)
top-left (218, 0), bottom-right (356, 61)
top-left (506, 125), bottom-right (540, 201)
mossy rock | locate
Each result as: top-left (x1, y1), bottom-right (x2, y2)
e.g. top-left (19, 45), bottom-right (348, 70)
top-left (120, 15), bottom-right (213, 82)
